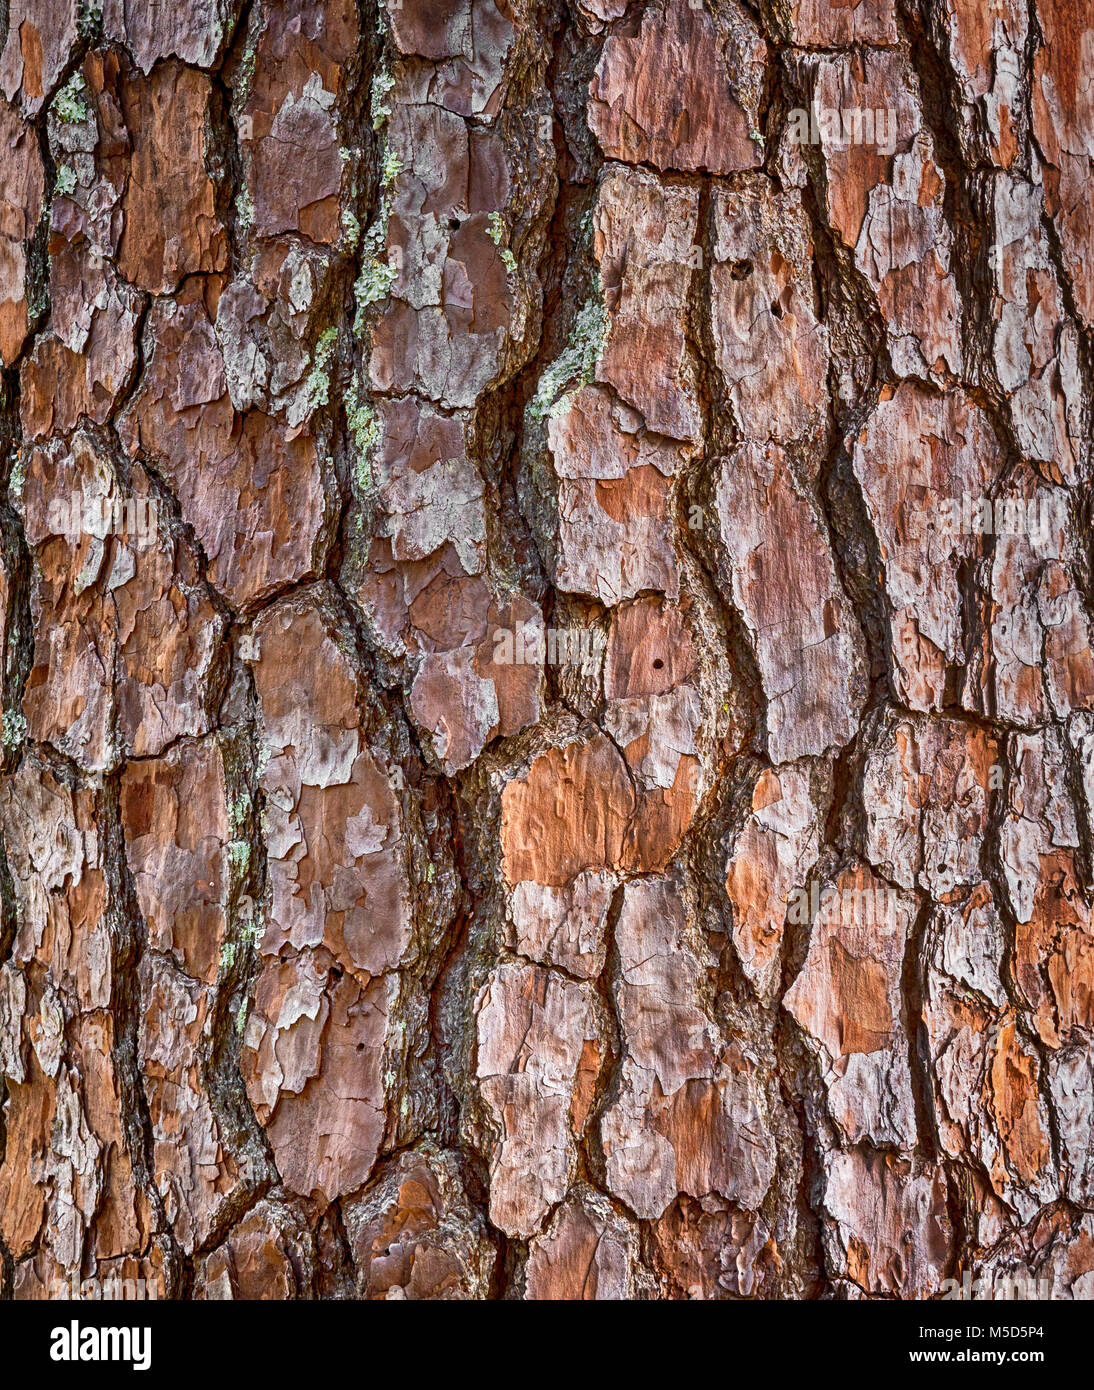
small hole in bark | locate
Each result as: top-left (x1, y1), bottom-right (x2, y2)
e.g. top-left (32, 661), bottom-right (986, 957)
top-left (771, 300), bottom-right (784, 318)
top-left (448, 217), bottom-right (463, 231)
top-left (730, 260), bottom-right (752, 280)
top-left (652, 658), bottom-right (664, 670)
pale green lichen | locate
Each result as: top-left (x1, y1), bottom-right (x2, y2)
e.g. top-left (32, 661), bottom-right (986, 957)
top-left (222, 884), bottom-right (263, 981)
top-left (381, 148), bottom-right (403, 188)
top-left (528, 277), bottom-right (608, 423)
top-left (235, 184), bottom-right (254, 231)
top-left (76, 1), bottom-right (102, 40)
top-left (345, 376), bottom-right (378, 489)
top-left (255, 736), bottom-right (273, 783)
top-left (52, 72), bottom-right (89, 125)
top-left (353, 193), bottom-right (398, 334)
top-left (353, 256), bottom-right (397, 330)
top-left (2, 710), bottom-right (27, 749)
top-left (233, 28), bottom-right (258, 106)
top-left (304, 326), bottom-right (339, 411)
top-left (227, 839), bottom-right (252, 873)
top-left (25, 281), bottom-right (47, 321)
top-left (371, 67), bottom-right (395, 130)
top-left (341, 208), bottom-right (361, 251)
top-left (8, 454), bottom-right (27, 502)
top-left (487, 213), bottom-right (517, 274)
top-left (55, 165), bottom-right (78, 196)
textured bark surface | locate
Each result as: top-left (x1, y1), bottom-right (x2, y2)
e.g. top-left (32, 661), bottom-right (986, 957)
top-left (1, 0), bottom-right (1093, 1302)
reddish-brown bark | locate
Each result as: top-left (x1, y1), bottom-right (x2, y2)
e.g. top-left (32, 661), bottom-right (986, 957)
top-left (1, 0), bottom-right (1093, 1302)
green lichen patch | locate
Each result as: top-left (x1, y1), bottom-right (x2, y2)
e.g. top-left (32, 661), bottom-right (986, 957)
top-left (345, 376), bottom-right (379, 489)
top-left (52, 72), bottom-right (89, 125)
top-left (528, 277), bottom-right (608, 423)
top-left (76, 1), bottom-right (102, 41)
top-left (235, 184), bottom-right (254, 232)
top-left (353, 255), bottom-right (397, 331)
top-left (304, 326), bottom-right (339, 412)
top-left (227, 838), bottom-right (252, 873)
top-left (8, 453), bottom-right (27, 501)
top-left (2, 710), bottom-right (27, 749)
top-left (487, 213), bottom-right (517, 274)
top-left (341, 207), bottom-right (361, 252)
top-left (371, 67), bottom-right (395, 131)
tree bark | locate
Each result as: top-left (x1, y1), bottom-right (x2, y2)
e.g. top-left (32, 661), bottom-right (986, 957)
top-left (0, 0), bottom-right (1092, 1301)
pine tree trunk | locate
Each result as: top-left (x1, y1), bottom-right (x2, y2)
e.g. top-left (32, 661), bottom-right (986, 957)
top-left (0, 0), bottom-right (1092, 1301)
